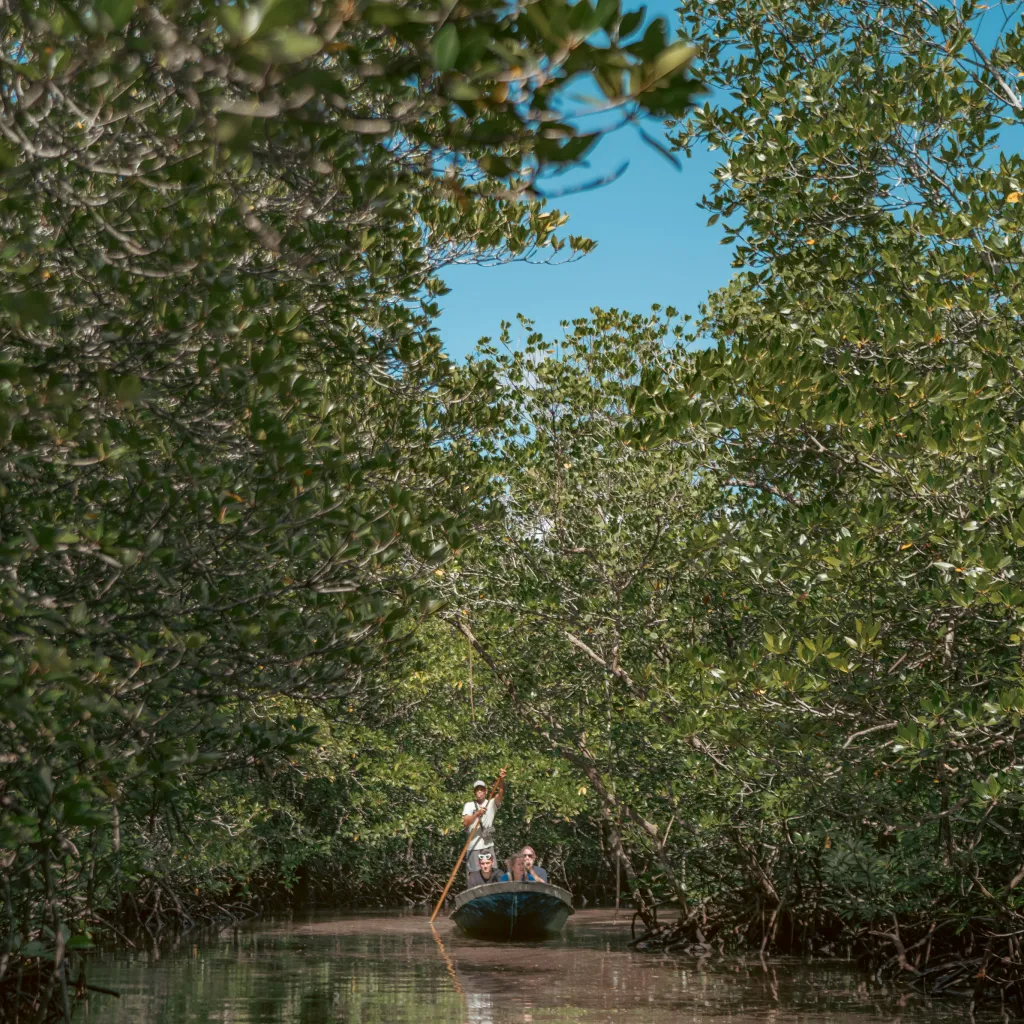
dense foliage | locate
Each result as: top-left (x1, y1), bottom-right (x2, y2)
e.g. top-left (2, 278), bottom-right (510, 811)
top-left (8, 0), bottom-right (1024, 1016)
top-left (647, 0), bottom-right (1024, 996)
top-left (419, 0), bottom-right (1024, 1005)
top-left (0, 0), bottom-right (697, 1018)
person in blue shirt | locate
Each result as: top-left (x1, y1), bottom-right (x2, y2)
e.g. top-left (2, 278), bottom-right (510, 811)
top-left (500, 846), bottom-right (548, 882)
top-left (520, 846), bottom-right (548, 882)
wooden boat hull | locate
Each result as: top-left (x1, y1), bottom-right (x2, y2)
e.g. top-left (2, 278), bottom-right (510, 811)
top-left (451, 881), bottom-right (574, 941)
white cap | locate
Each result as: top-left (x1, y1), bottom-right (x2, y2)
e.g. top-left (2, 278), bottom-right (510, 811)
top-left (473, 779), bottom-right (487, 789)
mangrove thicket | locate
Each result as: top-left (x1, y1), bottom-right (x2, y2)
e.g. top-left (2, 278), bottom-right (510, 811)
top-left (5, 0), bottom-right (1024, 1017)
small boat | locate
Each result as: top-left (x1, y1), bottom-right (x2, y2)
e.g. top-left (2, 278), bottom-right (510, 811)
top-left (451, 880), bottom-right (575, 941)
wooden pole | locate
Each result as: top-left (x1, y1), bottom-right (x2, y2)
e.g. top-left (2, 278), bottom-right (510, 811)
top-left (430, 771), bottom-right (505, 924)
top-left (430, 821), bottom-right (482, 925)
top-left (429, 923), bottom-right (464, 995)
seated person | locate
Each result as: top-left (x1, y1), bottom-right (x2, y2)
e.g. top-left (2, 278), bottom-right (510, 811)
top-left (499, 852), bottom-right (524, 882)
top-left (466, 850), bottom-right (499, 887)
top-left (521, 846), bottom-right (548, 882)
top-left (499, 847), bottom-right (547, 882)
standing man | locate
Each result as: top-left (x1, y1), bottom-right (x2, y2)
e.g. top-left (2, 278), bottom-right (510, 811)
top-left (462, 768), bottom-right (506, 882)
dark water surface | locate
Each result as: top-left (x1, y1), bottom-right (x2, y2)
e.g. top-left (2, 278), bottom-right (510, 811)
top-left (83, 909), bottom-right (999, 1024)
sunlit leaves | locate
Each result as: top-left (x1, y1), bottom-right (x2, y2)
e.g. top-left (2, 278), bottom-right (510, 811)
top-left (631, 0), bottom-right (1024, 952)
top-left (0, 0), bottom-right (698, 989)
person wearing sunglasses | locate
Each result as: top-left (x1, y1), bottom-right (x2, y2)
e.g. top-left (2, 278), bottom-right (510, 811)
top-left (500, 846), bottom-right (547, 883)
top-left (466, 850), bottom-right (500, 887)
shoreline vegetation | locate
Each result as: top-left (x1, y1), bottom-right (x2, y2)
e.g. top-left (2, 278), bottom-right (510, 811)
top-left (5, 0), bottom-right (1024, 1020)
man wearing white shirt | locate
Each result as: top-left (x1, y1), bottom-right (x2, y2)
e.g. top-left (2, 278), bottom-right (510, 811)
top-left (461, 768), bottom-right (506, 881)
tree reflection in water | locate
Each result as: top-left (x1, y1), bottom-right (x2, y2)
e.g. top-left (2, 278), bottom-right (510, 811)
top-left (82, 910), bottom-right (1000, 1024)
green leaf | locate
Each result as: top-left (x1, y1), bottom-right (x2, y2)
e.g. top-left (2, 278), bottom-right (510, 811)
top-left (248, 28), bottom-right (323, 63)
top-left (619, 6), bottom-right (646, 36)
top-left (642, 42), bottom-right (696, 88)
top-left (96, 0), bottom-right (135, 31)
top-left (1, 290), bottom-right (53, 325)
top-left (364, 4), bottom-right (407, 26)
top-left (36, 767), bottom-right (54, 799)
top-left (116, 375), bottom-right (142, 405)
top-left (256, 0), bottom-right (310, 35)
top-left (432, 25), bottom-right (460, 71)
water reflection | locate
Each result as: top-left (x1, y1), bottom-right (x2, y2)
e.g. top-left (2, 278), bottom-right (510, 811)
top-left (84, 910), bottom-right (999, 1024)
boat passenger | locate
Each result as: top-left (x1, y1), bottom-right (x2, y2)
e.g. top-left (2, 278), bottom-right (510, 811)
top-left (466, 850), bottom-right (499, 887)
top-left (499, 853), bottom-right (525, 882)
top-left (499, 851), bottom-right (548, 884)
top-left (499, 848), bottom-right (547, 883)
top-left (520, 846), bottom-right (548, 882)
top-left (461, 768), bottom-right (506, 881)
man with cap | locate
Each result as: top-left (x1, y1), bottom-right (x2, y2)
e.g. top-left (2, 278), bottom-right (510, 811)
top-left (461, 768), bottom-right (506, 882)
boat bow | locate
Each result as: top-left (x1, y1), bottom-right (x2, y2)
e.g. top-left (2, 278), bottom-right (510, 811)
top-left (451, 880), bottom-right (574, 941)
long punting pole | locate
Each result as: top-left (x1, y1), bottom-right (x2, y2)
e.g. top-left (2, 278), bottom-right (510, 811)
top-left (430, 770), bottom-right (505, 924)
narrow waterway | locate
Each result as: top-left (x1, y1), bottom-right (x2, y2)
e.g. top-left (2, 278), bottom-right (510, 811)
top-left (83, 910), bottom-right (997, 1024)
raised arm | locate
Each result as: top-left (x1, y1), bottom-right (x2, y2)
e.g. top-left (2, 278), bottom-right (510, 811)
top-left (493, 767), bottom-right (507, 808)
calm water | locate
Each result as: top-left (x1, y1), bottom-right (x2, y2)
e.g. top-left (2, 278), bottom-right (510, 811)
top-left (81, 909), bottom-right (999, 1024)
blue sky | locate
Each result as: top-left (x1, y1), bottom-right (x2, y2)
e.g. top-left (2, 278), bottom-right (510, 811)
top-left (435, 0), bottom-right (736, 361)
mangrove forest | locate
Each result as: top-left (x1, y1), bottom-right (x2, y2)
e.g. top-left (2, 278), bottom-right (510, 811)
top-left (3, 0), bottom-right (1024, 1018)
